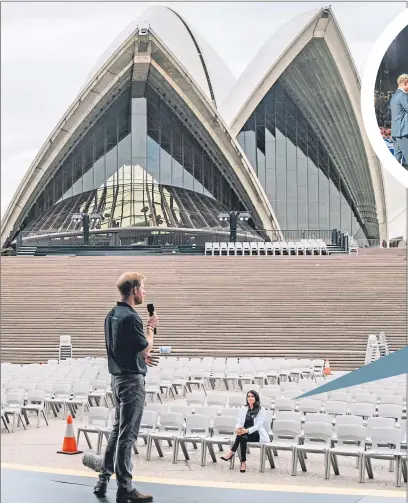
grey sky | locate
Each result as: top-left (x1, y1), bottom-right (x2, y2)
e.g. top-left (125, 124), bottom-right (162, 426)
top-left (1, 1), bottom-right (406, 222)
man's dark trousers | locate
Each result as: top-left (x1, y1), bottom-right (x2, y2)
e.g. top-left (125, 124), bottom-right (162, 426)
top-left (99, 374), bottom-right (146, 490)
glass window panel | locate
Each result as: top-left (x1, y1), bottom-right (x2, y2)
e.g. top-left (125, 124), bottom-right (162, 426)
top-left (193, 147), bottom-right (204, 194)
top-left (287, 175), bottom-right (297, 202)
top-left (287, 202), bottom-right (297, 229)
top-left (106, 146), bottom-right (118, 186)
top-left (286, 139), bottom-right (296, 173)
top-left (147, 136), bottom-right (160, 181)
top-left (62, 156), bottom-right (73, 199)
top-left (172, 159), bottom-right (184, 189)
top-left (276, 202), bottom-right (286, 228)
top-left (276, 176), bottom-right (286, 202)
top-left (244, 131), bottom-right (256, 173)
top-left (298, 202), bottom-right (308, 229)
top-left (340, 191), bottom-right (352, 235)
top-left (298, 180), bottom-right (307, 203)
top-left (308, 174), bottom-right (318, 202)
top-left (94, 157), bottom-right (106, 189)
top-left (257, 148), bottom-right (266, 190)
top-left (308, 202), bottom-right (319, 229)
top-left (159, 148), bottom-right (172, 185)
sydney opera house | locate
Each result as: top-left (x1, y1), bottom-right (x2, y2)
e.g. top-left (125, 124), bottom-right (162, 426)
top-left (0, 6), bottom-right (387, 249)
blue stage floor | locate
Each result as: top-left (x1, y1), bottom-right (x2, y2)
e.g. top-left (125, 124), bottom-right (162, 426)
top-left (1, 468), bottom-right (405, 503)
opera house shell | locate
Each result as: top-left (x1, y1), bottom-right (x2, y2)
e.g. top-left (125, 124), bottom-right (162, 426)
top-left (0, 5), bottom-right (387, 248)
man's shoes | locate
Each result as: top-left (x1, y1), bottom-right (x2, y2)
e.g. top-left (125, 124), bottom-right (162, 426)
top-left (93, 480), bottom-right (108, 497)
top-left (116, 488), bottom-right (153, 502)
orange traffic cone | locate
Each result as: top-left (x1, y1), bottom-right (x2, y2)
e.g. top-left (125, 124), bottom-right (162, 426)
top-left (324, 359), bottom-right (331, 376)
top-left (57, 415), bottom-right (83, 455)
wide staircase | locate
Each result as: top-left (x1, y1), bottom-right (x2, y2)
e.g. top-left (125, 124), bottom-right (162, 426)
top-left (0, 251), bottom-right (405, 370)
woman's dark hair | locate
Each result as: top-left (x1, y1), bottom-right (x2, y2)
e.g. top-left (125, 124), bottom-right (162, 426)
top-left (246, 390), bottom-right (261, 415)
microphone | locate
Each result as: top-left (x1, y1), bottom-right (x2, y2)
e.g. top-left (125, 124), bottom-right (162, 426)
top-left (82, 453), bottom-right (103, 473)
top-left (146, 303), bottom-right (157, 334)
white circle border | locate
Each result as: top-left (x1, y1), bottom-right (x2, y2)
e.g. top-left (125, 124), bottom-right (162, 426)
top-left (361, 8), bottom-right (408, 188)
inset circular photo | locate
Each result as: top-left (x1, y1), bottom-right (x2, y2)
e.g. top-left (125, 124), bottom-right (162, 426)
top-left (375, 25), bottom-right (408, 170)
top-left (362, 10), bottom-right (408, 187)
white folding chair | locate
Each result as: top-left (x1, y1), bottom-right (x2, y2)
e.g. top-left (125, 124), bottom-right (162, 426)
top-left (324, 401), bottom-right (348, 417)
top-left (186, 391), bottom-right (206, 407)
top-left (261, 419), bottom-right (302, 474)
top-left (3, 391), bottom-right (26, 432)
top-left (66, 383), bottom-right (90, 421)
top-left (146, 412), bottom-right (184, 461)
top-left (350, 402), bottom-right (375, 419)
top-left (329, 424), bottom-right (367, 479)
top-left (296, 422), bottom-right (333, 478)
top-left (362, 427), bottom-right (406, 487)
top-left (77, 407), bottom-right (111, 454)
top-left (22, 390), bottom-right (49, 427)
top-left (173, 414), bottom-right (211, 464)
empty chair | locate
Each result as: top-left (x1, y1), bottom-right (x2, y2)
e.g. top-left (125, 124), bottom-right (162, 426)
top-left (328, 424), bottom-right (367, 479)
top-left (159, 371), bottom-right (175, 399)
top-left (227, 242), bottom-right (236, 256)
top-left (350, 402), bottom-right (376, 419)
top-left (298, 399), bottom-right (322, 415)
top-left (282, 389), bottom-right (301, 400)
top-left (261, 387), bottom-right (281, 401)
top-left (145, 402), bottom-right (168, 419)
top-left (204, 242), bottom-right (213, 256)
top-left (367, 416), bottom-right (396, 432)
top-left (242, 384), bottom-right (260, 394)
top-left (218, 407), bottom-right (239, 418)
top-left (202, 415), bottom-right (237, 465)
top-left (21, 390), bottom-right (49, 428)
top-left (88, 379), bottom-right (109, 407)
top-left (194, 406), bottom-right (218, 422)
top-left (379, 395), bottom-right (404, 406)
top-left (324, 401), bottom-right (348, 417)
top-left (66, 383), bottom-right (90, 421)
top-left (220, 242), bottom-right (228, 256)
top-left (173, 414), bottom-right (211, 464)
top-left (206, 393), bottom-right (227, 408)
top-left (227, 394), bottom-right (244, 408)
top-left (77, 407), bottom-right (111, 454)
top-left (134, 410), bottom-right (159, 453)
top-left (304, 413), bottom-right (332, 425)
top-left (274, 398), bottom-right (295, 412)
top-left (3, 391), bottom-right (26, 432)
top-left (361, 427), bottom-right (405, 487)
top-left (335, 415), bottom-right (363, 427)
top-left (145, 374), bottom-right (162, 403)
top-left (354, 393), bottom-right (377, 405)
top-left (295, 422), bottom-right (333, 479)
top-left (186, 391), bottom-right (206, 407)
top-left (168, 405), bottom-right (192, 418)
top-left (275, 411), bottom-right (302, 423)
top-left (377, 404), bottom-right (403, 422)
top-left (47, 382), bottom-right (72, 418)
top-left (249, 242), bottom-right (259, 256)
top-left (261, 419), bottom-right (302, 474)
top-left (146, 412), bottom-right (184, 461)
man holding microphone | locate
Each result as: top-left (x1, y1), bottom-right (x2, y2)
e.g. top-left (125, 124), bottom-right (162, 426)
top-left (93, 272), bottom-right (159, 503)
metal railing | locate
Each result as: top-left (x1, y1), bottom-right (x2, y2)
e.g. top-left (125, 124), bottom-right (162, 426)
top-left (17, 227), bottom-right (366, 252)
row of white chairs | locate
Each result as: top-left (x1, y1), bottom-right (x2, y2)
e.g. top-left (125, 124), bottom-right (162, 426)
top-left (88, 407), bottom-right (406, 486)
top-left (205, 240), bottom-right (329, 256)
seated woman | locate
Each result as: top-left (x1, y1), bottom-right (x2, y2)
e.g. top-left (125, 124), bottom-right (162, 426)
top-left (220, 390), bottom-right (269, 472)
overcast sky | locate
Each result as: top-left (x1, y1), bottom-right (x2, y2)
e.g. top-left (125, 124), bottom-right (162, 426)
top-left (1, 1), bottom-right (406, 219)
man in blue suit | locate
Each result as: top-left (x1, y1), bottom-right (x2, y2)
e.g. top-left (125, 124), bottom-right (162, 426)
top-left (390, 74), bottom-right (408, 169)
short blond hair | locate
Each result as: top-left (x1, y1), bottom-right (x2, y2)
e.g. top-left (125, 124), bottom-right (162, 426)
top-left (116, 272), bottom-right (146, 297)
top-left (397, 74), bottom-right (408, 86)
